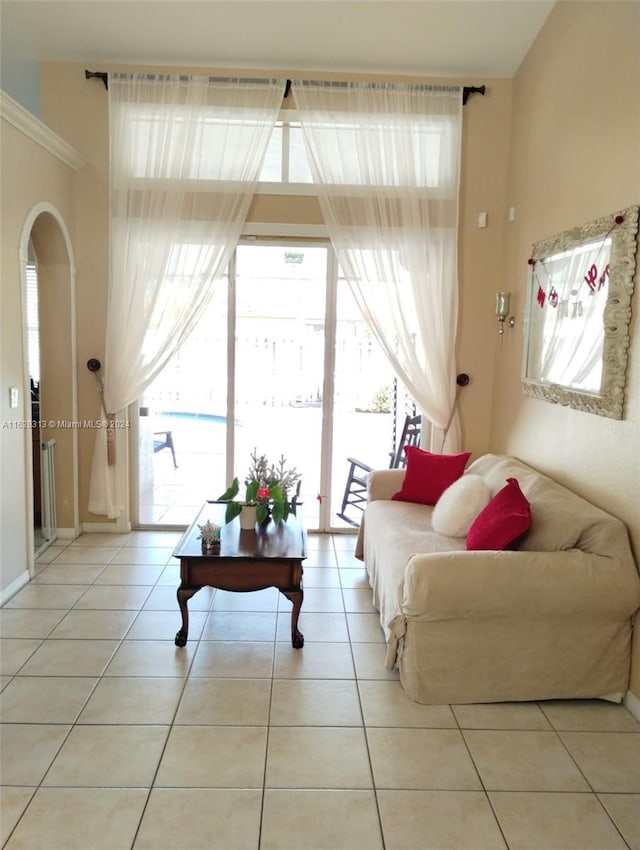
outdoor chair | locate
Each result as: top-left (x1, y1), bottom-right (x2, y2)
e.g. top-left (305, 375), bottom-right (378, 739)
top-left (154, 429), bottom-right (178, 468)
top-left (337, 413), bottom-right (421, 527)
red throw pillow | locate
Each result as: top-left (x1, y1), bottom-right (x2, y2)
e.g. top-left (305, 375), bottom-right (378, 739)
top-left (466, 477), bottom-right (531, 551)
top-left (392, 446), bottom-right (471, 506)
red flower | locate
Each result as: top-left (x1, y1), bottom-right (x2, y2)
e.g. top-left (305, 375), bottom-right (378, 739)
top-left (257, 486), bottom-right (270, 500)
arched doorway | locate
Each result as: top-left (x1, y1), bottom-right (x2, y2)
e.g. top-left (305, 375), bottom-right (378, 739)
top-left (20, 204), bottom-right (79, 565)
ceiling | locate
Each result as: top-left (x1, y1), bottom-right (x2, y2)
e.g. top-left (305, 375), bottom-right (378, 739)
top-left (1, 0), bottom-right (555, 80)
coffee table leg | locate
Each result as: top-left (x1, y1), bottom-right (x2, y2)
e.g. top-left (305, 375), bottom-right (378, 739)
top-left (282, 588), bottom-right (304, 648)
top-left (175, 586), bottom-right (198, 646)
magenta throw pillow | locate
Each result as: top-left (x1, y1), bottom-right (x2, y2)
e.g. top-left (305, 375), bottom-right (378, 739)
top-left (392, 446), bottom-right (471, 506)
top-left (466, 477), bottom-right (532, 550)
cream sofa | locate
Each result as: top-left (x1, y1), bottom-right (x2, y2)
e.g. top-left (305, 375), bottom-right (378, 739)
top-left (355, 453), bottom-right (640, 704)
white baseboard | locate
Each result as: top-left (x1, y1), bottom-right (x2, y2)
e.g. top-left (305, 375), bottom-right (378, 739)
top-left (82, 521), bottom-right (132, 533)
top-left (0, 570), bottom-right (30, 606)
top-left (56, 527), bottom-right (80, 540)
top-left (624, 689), bottom-right (640, 722)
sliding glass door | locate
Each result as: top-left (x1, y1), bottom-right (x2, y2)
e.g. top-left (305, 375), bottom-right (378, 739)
top-left (136, 240), bottom-right (400, 530)
top-left (233, 244), bottom-right (328, 528)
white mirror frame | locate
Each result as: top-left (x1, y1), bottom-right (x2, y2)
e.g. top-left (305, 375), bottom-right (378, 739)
top-left (522, 205), bottom-right (639, 419)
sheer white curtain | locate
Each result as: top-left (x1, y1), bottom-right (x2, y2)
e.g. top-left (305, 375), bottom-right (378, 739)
top-left (89, 73), bottom-right (284, 518)
top-left (292, 81), bottom-right (463, 451)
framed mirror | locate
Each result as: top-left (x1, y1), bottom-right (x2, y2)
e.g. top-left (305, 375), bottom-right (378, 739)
top-left (522, 205), bottom-right (639, 419)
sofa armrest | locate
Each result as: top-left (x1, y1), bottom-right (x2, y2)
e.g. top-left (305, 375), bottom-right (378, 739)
top-left (367, 468), bottom-right (406, 502)
top-left (402, 549), bottom-right (640, 620)
top-left (354, 469), bottom-right (407, 560)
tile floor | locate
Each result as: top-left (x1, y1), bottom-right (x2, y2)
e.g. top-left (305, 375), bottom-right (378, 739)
top-left (1, 530), bottom-right (639, 850)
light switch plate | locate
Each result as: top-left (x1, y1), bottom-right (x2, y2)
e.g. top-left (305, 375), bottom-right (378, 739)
top-left (9, 387), bottom-right (19, 408)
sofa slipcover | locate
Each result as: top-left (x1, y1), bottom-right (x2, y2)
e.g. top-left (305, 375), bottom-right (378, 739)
top-left (356, 454), bottom-right (640, 704)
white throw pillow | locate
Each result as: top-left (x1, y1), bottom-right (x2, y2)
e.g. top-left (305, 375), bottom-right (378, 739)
top-left (431, 473), bottom-right (492, 537)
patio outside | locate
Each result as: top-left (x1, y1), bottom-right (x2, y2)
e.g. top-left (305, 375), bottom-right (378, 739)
top-left (138, 381), bottom-right (405, 530)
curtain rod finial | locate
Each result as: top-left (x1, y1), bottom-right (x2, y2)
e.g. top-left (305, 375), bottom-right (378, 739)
top-left (85, 70), bottom-right (108, 90)
top-left (462, 84), bottom-right (485, 105)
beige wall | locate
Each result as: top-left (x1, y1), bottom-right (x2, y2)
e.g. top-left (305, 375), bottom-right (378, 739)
top-left (492, 1), bottom-right (640, 698)
top-left (40, 62), bottom-right (513, 524)
top-left (0, 112), bottom-right (78, 595)
top-left (40, 66), bottom-right (111, 526)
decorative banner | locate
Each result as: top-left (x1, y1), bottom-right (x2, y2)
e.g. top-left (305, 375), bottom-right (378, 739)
top-left (528, 213), bottom-right (623, 311)
top-left (583, 262), bottom-right (609, 294)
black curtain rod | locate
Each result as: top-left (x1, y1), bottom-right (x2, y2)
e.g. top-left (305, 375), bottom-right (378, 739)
top-left (84, 70), bottom-right (276, 90)
top-left (284, 79), bottom-right (485, 104)
top-left (85, 70), bottom-right (485, 104)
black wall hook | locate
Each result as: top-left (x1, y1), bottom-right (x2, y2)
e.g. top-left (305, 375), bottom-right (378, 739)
top-left (87, 358), bottom-right (102, 372)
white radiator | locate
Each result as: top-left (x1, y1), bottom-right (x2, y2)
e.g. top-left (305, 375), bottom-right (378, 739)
top-left (41, 438), bottom-right (57, 543)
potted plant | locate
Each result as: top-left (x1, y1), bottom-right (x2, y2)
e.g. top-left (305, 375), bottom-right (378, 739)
top-left (217, 449), bottom-right (302, 525)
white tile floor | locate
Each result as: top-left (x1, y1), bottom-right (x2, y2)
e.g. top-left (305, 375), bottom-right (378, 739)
top-left (1, 530), bottom-right (639, 849)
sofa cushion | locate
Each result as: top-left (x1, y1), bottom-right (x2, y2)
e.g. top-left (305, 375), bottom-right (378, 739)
top-left (432, 474), bottom-right (492, 537)
top-left (466, 477), bottom-right (532, 550)
top-left (392, 447), bottom-right (471, 506)
top-left (466, 454), bottom-right (621, 553)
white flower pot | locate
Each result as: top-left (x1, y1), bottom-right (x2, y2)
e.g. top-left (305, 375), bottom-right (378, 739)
top-left (239, 504), bottom-right (257, 530)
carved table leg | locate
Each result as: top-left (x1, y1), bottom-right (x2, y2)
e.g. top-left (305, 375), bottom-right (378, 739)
top-left (282, 588), bottom-right (304, 648)
top-left (175, 585), bottom-right (199, 646)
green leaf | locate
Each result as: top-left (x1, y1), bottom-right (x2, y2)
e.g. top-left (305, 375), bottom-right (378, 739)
top-left (256, 502), bottom-right (269, 524)
top-left (218, 477), bottom-right (239, 502)
top-left (272, 501), bottom-right (284, 525)
top-left (225, 501), bottom-right (242, 523)
top-left (245, 480), bottom-right (259, 504)
top-left (269, 484), bottom-right (285, 503)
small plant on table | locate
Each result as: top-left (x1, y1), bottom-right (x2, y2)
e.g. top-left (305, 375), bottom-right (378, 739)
top-left (217, 449), bottom-right (302, 525)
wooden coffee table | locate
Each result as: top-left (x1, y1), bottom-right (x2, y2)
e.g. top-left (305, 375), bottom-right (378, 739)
top-left (173, 503), bottom-right (306, 648)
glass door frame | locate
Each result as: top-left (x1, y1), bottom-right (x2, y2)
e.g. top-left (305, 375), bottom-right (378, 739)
top-left (131, 235), bottom-right (348, 533)
top-left (319, 245), bottom-right (338, 531)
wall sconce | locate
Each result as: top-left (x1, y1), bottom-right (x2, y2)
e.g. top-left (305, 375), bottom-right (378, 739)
top-left (495, 291), bottom-right (515, 343)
